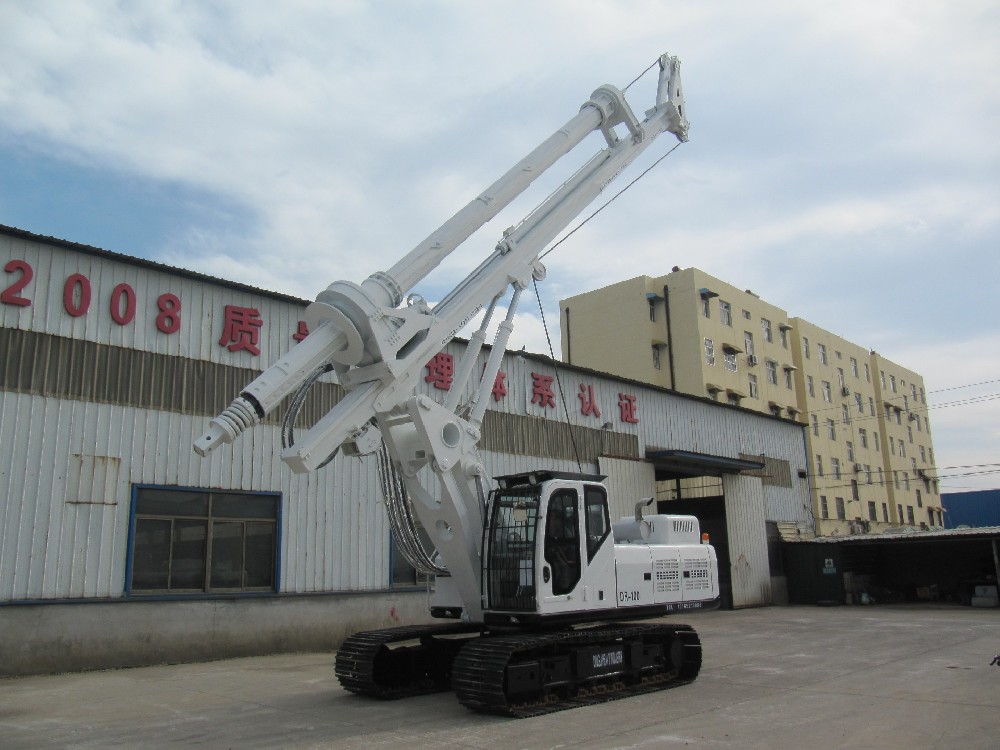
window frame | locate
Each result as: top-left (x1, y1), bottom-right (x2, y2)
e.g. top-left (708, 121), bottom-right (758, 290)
top-left (719, 299), bottom-right (732, 326)
top-left (126, 484), bottom-right (281, 597)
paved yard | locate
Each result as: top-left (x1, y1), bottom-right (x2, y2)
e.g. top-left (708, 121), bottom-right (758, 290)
top-left (1, 604), bottom-right (997, 749)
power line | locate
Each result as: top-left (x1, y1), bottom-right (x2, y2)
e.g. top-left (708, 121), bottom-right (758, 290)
top-left (928, 377), bottom-right (1000, 394)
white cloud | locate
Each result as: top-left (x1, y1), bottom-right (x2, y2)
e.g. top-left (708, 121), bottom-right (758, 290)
top-left (0, 0), bottom-right (997, 491)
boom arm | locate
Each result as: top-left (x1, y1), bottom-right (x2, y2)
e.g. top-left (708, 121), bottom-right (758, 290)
top-left (194, 54), bottom-right (688, 622)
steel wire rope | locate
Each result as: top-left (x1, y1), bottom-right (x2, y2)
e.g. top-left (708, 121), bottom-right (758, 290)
top-left (533, 276), bottom-right (584, 473)
top-left (502, 56), bottom-right (685, 475)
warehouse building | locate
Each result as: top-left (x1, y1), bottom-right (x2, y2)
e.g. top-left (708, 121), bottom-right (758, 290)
top-left (1, 226), bottom-right (812, 675)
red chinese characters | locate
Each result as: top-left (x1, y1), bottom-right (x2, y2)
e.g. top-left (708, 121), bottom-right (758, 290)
top-left (218, 305), bottom-right (263, 354)
top-left (491, 371), bottom-right (508, 401)
top-left (578, 384), bottom-right (601, 418)
top-left (618, 392), bottom-right (639, 423)
top-left (292, 321), bottom-right (309, 342)
top-left (531, 372), bottom-right (556, 409)
top-left (425, 352), bottom-right (455, 390)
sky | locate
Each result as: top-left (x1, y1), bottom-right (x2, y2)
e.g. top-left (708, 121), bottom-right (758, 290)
top-left (1, 1), bottom-right (998, 493)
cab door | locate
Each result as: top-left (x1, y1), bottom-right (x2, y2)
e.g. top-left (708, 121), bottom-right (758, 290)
top-left (537, 483), bottom-right (616, 615)
top-left (542, 488), bottom-right (581, 601)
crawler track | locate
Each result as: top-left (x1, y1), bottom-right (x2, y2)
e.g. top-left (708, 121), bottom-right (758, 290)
top-left (335, 621), bottom-right (701, 716)
top-left (452, 623), bottom-right (701, 717)
top-left (334, 622), bottom-right (481, 699)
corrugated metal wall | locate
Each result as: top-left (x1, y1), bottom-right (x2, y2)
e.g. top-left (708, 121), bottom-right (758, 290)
top-left (0, 392), bottom-right (389, 600)
top-left (723, 473), bottom-right (772, 608)
top-left (2, 230), bottom-right (813, 605)
top-left (599, 456), bottom-right (657, 523)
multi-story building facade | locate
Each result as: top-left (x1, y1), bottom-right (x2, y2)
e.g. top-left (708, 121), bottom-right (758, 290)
top-left (561, 267), bottom-right (941, 536)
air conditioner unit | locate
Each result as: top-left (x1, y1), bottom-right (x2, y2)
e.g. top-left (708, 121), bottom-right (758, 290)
top-left (841, 386), bottom-right (851, 396)
top-left (747, 355), bottom-right (758, 366)
top-left (853, 463), bottom-right (863, 472)
top-left (908, 413), bottom-right (917, 421)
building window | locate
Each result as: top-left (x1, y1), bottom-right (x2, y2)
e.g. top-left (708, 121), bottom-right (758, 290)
top-left (916, 489), bottom-right (922, 507)
top-left (827, 419), bottom-right (836, 440)
top-left (129, 487), bottom-right (280, 595)
top-left (867, 501), bottom-right (877, 521)
top-left (652, 345), bottom-right (662, 370)
top-left (820, 496), bottom-right (829, 518)
top-left (811, 414), bottom-right (819, 436)
top-left (779, 327), bottom-right (789, 349)
top-left (807, 375), bottom-right (815, 397)
top-left (865, 363), bottom-right (871, 382)
top-left (727, 392), bottom-right (741, 406)
top-left (816, 455), bottom-right (824, 477)
top-left (873, 432), bottom-right (879, 451)
top-left (701, 296), bottom-right (711, 318)
top-left (906, 506), bottom-right (915, 525)
top-left (850, 357), bottom-right (859, 378)
top-left (749, 373), bottom-right (759, 399)
top-left (882, 502), bottom-right (888, 522)
top-left (705, 337), bottom-right (715, 365)
top-left (765, 359), bottom-right (777, 384)
top-left (720, 300), bottom-right (732, 326)
top-left (865, 465), bottom-right (872, 484)
top-left (745, 331), bottom-right (755, 357)
top-left (742, 309), bottom-right (752, 320)
top-left (859, 428), bottom-right (868, 448)
top-left (835, 497), bottom-right (846, 520)
top-left (784, 368), bottom-right (793, 389)
top-left (869, 397), bottom-right (875, 416)
top-left (818, 343), bottom-right (828, 365)
top-left (846, 441), bottom-right (855, 462)
top-left (648, 298), bottom-right (656, 321)
top-left (880, 370), bottom-right (886, 389)
top-left (890, 374), bottom-right (897, 393)
top-left (761, 318), bottom-right (772, 342)
top-left (803, 337), bottom-right (810, 359)
top-left (842, 404), bottom-right (851, 425)
top-left (822, 381), bottom-right (832, 402)
top-left (855, 392), bottom-right (863, 413)
top-left (851, 479), bottom-right (859, 502)
top-left (724, 348), bottom-right (738, 372)
top-left (831, 457), bottom-right (841, 480)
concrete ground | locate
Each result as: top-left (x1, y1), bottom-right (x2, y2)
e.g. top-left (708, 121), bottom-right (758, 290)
top-left (1, 604), bottom-right (997, 749)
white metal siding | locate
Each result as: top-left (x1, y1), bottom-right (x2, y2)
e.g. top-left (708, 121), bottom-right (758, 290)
top-left (0, 392), bottom-right (388, 600)
top-left (599, 456), bottom-right (657, 523)
top-left (2, 231), bottom-right (813, 606)
top-left (723, 473), bottom-right (771, 607)
top-left (1, 233), bottom-right (308, 365)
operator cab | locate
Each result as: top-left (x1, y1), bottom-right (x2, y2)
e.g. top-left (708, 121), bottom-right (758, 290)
top-left (483, 471), bottom-right (619, 625)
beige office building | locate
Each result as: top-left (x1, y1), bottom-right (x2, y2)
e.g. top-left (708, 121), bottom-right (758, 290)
top-left (561, 267), bottom-right (941, 536)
